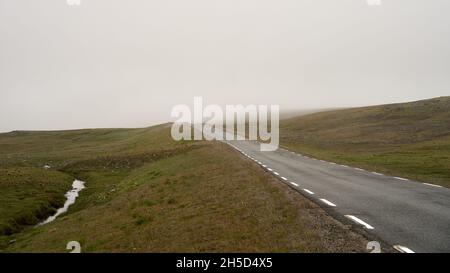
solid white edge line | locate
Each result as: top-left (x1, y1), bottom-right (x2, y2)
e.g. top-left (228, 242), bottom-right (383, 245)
top-left (344, 215), bottom-right (374, 230)
top-left (393, 245), bottom-right (415, 253)
top-left (290, 182), bottom-right (299, 187)
top-left (423, 183), bottom-right (443, 188)
top-left (303, 189), bottom-right (314, 195)
top-left (320, 199), bottom-right (336, 207)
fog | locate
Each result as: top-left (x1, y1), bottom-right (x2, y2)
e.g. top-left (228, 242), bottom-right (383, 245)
top-left (1, 0), bottom-right (449, 132)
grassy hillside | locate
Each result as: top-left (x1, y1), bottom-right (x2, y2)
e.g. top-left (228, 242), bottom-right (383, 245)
top-left (281, 96), bottom-right (450, 187)
top-left (0, 123), bottom-right (180, 168)
top-left (0, 168), bottom-right (73, 236)
top-left (0, 125), bottom-right (367, 252)
top-left (0, 124), bottom-right (192, 248)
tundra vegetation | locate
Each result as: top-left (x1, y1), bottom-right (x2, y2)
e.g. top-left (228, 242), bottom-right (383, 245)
top-left (280, 97), bottom-right (450, 187)
top-left (0, 124), bottom-right (366, 252)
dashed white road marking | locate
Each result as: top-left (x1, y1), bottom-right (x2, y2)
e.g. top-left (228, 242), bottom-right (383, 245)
top-left (394, 177), bottom-right (409, 181)
top-left (233, 144), bottom-right (430, 252)
top-left (344, 215), bottom-right (374, 229)
top-left (320, 199), bottom-right (336, 207)
top-left (393, 245), bottom-right (415, 253)
top-left (423, 183), bottom-right (443, 188)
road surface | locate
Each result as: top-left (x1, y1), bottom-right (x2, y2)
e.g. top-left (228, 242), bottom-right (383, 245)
top-left (225, 140), bottom-right (450, 253)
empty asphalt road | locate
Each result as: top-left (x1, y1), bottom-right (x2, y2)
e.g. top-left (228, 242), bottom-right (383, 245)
top-left (226, 140), bottom-right (450, 253)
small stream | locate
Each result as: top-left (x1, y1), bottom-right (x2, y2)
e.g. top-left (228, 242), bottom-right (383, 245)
top-left (36, 180), bottom-right (86, 227)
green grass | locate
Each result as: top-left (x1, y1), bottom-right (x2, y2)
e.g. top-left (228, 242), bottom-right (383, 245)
top-left (0, 168), bottom-right (73, 239)
top-left (4, 96), bottom-right (445, 252)
top-left (0, 123), bottom-right (194, 249)
top-left (0, 123), bottom-right (182, 168)
top-left (4, 142), bottom-right (366, 253)
top-left (0, 124), bottom-right (367, 252)
top-left (280, 96), bottom-right (450, 187)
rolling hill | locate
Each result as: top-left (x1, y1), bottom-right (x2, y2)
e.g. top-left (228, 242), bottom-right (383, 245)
top-left (0, 124), bottom-right (367, 252)
top-left (280, 96), bottom-right (450, 187)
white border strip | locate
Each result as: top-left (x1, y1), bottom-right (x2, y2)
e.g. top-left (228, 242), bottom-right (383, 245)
top-left (394, 177), bottom-right (409, 181)
top-left (393, 245), bottom-right (415, 253)
top-left (423, 183), bottom-right (442, 188)
top-left (345, 215), bottom-right (374, 229)
top-left (320, 199), bottom-right (336, 207)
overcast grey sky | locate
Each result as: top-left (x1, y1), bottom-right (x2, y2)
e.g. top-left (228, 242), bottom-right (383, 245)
top-left (1, 0), bottom-right (449, 132)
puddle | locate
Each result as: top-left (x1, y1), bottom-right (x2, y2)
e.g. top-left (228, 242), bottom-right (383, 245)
top-left (36, 180), bottom-right (86, 226)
